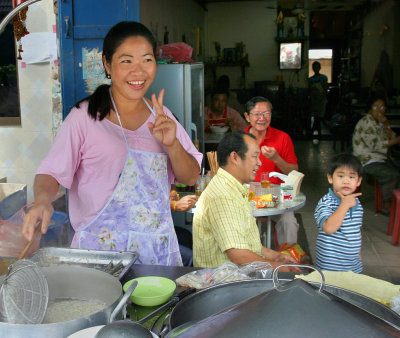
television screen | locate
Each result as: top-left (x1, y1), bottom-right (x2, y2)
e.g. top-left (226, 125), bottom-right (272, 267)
top-left (280, 42), bottom-right (302, 69)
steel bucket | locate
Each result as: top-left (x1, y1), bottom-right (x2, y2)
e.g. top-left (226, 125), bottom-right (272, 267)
top-left (0, 265), bottom-right (132, 338)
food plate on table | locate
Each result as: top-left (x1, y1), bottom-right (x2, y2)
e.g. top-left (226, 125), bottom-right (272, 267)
top-left (210, 126), bottom-right (229, 134)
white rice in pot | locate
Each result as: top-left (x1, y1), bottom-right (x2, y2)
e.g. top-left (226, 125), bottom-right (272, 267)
top-left (43, 299), bottom-right (106, 324)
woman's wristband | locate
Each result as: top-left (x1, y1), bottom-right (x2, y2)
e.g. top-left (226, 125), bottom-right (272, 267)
top-left (173, 201), bottom-right (176, 212)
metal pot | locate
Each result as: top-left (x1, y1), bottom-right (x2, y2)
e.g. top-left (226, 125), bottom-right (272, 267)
top-left (0, 265), bottom-right (132, 338)
top-left (168, 265), bottom-right (400, 337)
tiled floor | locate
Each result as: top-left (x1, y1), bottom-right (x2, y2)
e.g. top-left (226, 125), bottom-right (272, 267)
top-left (295, 139), bottom-right (400, 284)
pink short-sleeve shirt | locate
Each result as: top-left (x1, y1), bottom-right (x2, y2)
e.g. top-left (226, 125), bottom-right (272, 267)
top-left (38, 101), bottom-right (202, 230)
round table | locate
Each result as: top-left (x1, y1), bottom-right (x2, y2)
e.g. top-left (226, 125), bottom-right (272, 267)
top-left (252, 192), bottom-right (306, 248)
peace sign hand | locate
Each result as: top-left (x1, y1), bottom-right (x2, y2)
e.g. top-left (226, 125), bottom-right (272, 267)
top-left (147, 89), bottom-right (177, 147)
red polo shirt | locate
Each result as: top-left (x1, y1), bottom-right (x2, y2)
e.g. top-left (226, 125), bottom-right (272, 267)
top-left (244, 125), bottom-right (298, 184)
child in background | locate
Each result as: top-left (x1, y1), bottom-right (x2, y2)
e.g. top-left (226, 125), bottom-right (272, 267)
top-left (314, 153), bottom-right (363, 273)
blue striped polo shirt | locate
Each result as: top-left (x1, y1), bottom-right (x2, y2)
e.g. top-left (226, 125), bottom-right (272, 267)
top-left (314, 188), bottom-right (363, 273)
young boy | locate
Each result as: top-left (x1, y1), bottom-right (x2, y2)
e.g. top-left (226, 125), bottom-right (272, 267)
top-left (314, 153), bottom-right (363, 273)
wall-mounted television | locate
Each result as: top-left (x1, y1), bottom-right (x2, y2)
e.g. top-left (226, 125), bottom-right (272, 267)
top-left (279, 42), bottom-right (302, 70)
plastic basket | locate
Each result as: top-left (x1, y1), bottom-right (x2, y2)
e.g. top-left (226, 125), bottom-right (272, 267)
top-left (40, 211), bottom-right (68, 246)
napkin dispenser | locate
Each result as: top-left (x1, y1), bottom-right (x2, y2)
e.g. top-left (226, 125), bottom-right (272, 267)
top-left (269, 170), bottom-right (304, 197)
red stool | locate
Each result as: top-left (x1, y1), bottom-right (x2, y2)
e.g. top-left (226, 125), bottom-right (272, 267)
top-left (388, 189), bottom-right (400, 245)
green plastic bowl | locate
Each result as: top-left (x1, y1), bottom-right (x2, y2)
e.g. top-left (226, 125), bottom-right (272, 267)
top-left (123, 276), bottom-right (176, 307)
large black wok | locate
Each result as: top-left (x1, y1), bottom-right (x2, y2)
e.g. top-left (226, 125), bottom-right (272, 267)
top-left (168, 267), bottom-right (400, 337)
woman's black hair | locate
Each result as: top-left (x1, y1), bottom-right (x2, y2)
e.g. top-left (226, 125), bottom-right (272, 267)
top-left (217, 131), bottom-right (256, 167)
top-left (75, 21), bottom-right (157, 121)
top-left (327, 153), bottom-right (363, 177)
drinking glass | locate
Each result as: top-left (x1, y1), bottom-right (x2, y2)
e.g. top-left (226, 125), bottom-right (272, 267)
top-left (260, 172), bottom-right (270, 188)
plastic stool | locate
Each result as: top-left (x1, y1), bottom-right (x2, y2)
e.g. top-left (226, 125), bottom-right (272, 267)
top-left (388, 189), bottom-right (400, 245)
top-left (375, 180), bottom-right (382, 213)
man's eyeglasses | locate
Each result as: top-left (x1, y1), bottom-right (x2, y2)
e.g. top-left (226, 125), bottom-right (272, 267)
top-left (372, 105), bottom-right (386, 111)
top-left (249, 111), bottom-right (272, 118)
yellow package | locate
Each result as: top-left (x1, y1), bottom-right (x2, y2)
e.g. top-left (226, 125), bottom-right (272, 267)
top-left (257, 194), bottom-right (273, 202)
top-left (252, 194), bottom-right (276, 208)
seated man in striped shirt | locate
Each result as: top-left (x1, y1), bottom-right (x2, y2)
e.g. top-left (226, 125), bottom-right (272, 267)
top-left (314, 153), bottom-right (363, 273)
top-left (192, 131), bottom-right (298, 271)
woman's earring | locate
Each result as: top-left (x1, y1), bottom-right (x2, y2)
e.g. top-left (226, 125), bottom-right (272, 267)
top-left (106, 73), bottom-right (111, 79)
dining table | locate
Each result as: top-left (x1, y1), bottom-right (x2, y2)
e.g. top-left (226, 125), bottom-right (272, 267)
top-left (252, 191), bottom-right (306, 249)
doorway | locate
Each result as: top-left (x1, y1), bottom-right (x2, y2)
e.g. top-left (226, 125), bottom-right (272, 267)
top-left (308, 49), bottom-right (332, 83)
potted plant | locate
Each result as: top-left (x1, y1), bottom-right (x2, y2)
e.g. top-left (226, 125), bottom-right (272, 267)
top-left (297, 13), bottom-right (305, 37)
top-left (276, 11), bottom-right (284, 38)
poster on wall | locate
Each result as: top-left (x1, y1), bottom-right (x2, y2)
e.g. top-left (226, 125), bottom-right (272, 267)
top-left (283, 17), bottom-right (298, 38)
top-left (82, 48), bottom-right (111, 94)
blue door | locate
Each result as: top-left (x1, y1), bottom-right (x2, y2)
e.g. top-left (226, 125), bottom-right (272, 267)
top-left (58, 0), bottom-right (139, 118)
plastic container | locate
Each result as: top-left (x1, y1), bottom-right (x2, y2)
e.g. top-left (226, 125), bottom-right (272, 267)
top-left (123, 276), bottom-right (176, 306)
top-left (40, 211), bottom-right (68, 247)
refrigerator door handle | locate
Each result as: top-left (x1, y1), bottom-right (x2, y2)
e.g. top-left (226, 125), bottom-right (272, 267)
top-left (191, 122), bottom-right (197, 141)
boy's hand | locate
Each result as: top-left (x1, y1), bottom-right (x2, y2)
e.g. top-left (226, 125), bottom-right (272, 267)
top-left (336, 191), bottom-right (362, 209)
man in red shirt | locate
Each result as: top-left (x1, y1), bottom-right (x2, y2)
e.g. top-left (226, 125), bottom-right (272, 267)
top-left (244, 96), bottom-right (299, 247)
top-left (205, 89), bottom-right (247, 132)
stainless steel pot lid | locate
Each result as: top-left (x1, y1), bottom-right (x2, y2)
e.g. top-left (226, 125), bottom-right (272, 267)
top-left (167, 265), bottom-right (400, 338)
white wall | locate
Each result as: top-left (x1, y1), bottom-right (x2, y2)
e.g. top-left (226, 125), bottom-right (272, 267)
top-left (0, 0), bottom-right (56, 202)
top-left (204, 1), bottom-right (309, 90)
top-left (140, 0), bottom-right (205, 57)
top-left (361, 0), bottom-right (399, 88)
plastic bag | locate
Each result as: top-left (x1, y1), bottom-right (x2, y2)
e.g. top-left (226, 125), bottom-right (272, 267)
top-left (156, 42), bottom-right (194, 63)
top-left (0, 205), bottom-right (40, 258)
top-left (252, 194), bottom-right (278, 208)
top-left (176, 261), bottom-right (273, 289)
top-left (279, 243), bottom-right (308, 263)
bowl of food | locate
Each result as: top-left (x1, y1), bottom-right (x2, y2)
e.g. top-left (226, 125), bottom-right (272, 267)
top-left (123, 276), bottom-right (176, 307)
top-left (210, 126), bottom-right (229, 134)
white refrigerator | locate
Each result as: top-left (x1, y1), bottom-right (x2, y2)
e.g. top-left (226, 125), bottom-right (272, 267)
top-left (147, 63), bottom-right (204, 236)
top-left (147, 63), bottom-right (205, 155)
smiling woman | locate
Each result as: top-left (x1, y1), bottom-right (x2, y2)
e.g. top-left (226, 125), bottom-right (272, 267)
top-left (22, 21), bottom-right (202, 266)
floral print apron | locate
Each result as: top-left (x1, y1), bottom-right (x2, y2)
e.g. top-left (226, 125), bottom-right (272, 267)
top-left (76, 90), bottom-right (182, 266)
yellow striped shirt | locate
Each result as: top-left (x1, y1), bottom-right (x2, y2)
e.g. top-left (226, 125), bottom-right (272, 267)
top-left (193, 168), bottom-right (263, 267)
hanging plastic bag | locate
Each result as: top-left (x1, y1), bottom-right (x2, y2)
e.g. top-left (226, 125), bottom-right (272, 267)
top-left (0, 204), bottom-right (41, 258)
top-left (156, 42), bottom-right (194, 63)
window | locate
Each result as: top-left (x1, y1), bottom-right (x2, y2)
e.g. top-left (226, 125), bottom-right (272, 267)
top-left (308, 49), bottom-right (332, 83)
top-left (0, 5), bottom-right (21, 126)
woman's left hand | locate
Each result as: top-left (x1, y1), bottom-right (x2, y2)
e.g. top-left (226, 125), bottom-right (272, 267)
top-left (148, 89), bottom-right (177, 147)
